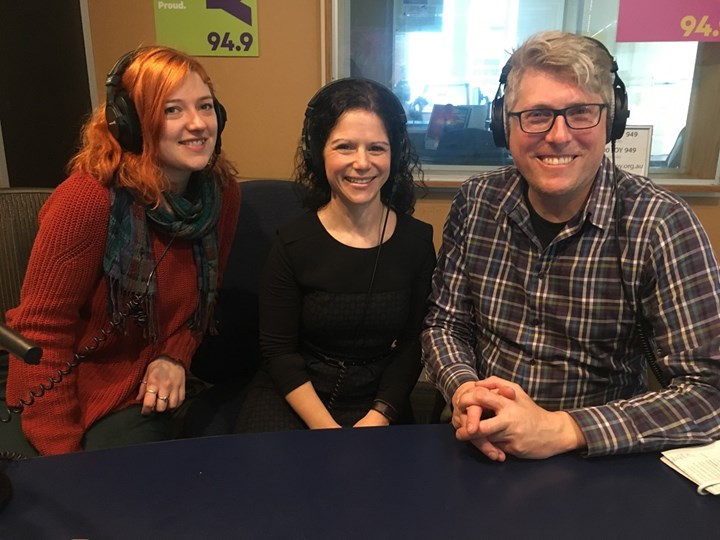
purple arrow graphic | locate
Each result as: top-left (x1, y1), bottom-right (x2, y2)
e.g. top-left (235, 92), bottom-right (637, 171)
top-left (206, 0), bottom-right (252, 25)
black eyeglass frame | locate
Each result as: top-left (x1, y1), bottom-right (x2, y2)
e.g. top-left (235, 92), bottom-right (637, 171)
top-left (507, 103), bottom-right (608, 134)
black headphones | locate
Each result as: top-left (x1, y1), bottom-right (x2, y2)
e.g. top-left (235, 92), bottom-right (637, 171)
top-left (301, 77), bottom-right (407, 172)
top-left (490, 36), bottom-right (629, 148)
top-left (105, 49), bottom-right (227, 155)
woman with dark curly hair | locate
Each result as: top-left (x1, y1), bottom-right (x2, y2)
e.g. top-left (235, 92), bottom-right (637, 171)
top-left (236, 78), bottom-right (436, 431)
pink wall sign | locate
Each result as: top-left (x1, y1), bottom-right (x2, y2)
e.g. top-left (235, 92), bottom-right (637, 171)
top-left (617, 0), bottom-right (720, 42)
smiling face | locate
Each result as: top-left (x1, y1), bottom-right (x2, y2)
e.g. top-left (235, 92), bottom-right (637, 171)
top-left (158, 71), bottom-right (218, 192)
top-left (322, 109), bottom-right (391, 211)
top-left (508, 68), bottom-right (607, 221)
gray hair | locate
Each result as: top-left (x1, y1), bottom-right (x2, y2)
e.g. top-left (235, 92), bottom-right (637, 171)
top-left (503, 31), bottom-right (617, 135)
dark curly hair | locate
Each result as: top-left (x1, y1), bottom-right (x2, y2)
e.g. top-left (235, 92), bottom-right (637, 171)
top-left (294, 77), bottom-right (424, 214)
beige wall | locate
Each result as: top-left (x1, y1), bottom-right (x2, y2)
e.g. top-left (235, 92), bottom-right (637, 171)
top-left (87, 1), bottom-right (720, 256)
top-left (683, 196), bottom-right (720, 259)
top-left (88, 0), bottom-right (324, 181)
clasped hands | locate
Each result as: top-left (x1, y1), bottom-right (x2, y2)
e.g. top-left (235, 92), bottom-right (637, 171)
top-left (451, 376), bottom-right (586, 461)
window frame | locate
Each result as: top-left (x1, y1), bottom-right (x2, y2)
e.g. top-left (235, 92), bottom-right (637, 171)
top-left (329, 0), bottom-right (720, 191)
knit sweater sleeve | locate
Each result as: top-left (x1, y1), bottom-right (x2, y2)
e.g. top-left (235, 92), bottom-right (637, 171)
top-left (260, 232), bottom-right (309, 395)
top-left (5, 173), bottom-right (110, 454)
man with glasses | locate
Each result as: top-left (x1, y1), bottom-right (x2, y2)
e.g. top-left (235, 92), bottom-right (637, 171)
top-left (422, 31), bottom-right (720, 460)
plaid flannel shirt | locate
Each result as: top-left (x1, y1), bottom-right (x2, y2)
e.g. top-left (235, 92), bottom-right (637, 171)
top-left (422, 157), bottom-right (720, 456)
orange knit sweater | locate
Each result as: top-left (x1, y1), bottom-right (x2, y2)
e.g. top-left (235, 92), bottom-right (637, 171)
top-left (5, 173), bottom-right (240, 455)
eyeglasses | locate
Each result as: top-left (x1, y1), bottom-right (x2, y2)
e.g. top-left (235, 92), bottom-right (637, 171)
top-left (508, 103), bottom-right (607, 134)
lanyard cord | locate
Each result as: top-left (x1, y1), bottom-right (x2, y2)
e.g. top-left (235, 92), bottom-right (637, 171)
top-left (327, 204), bottom-right (392, 412)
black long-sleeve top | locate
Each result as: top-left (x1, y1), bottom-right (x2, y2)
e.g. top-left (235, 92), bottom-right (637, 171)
top-left (260, 211), bottom-right (436, 411)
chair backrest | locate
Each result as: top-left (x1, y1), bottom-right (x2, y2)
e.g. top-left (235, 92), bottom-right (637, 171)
top-left (435, 128), bottom-right (512, 165)
top-left (665, 127), bottom-right (685, 169)
top-left (0, 189), bottom-right (53, 323)
top-left (190, 180), bottom-right (307, 383)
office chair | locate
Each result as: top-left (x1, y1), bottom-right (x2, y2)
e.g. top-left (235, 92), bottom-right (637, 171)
top-left (0, 188), bottom-right (53, 323)
top-left (0, 188), bottom-right (53, 404)
top-left (435, 128), bottom-right (512, 165)
top-left (185, 180), bottom-right (306, 435)
top-left (665, 127), bottom-right (685, 169)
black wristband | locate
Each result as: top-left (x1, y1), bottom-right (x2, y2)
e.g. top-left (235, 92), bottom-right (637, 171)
top-left (372, 399), bottom-right (398, 423)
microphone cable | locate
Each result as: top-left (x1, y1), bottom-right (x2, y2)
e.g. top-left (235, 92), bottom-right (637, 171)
top-left (611, 140), bottom-right (669, 388)
top-left (326, 203), bottom-right (392, 413)
top-left (1, 225), bottom-right (179, 423)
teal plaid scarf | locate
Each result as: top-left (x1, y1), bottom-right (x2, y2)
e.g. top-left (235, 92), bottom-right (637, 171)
top-left (103, 172), bottom-right (222, 341)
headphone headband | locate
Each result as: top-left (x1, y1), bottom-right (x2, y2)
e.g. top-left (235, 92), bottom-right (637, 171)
top-left (490, 36), bottom-right (629, 148)
top-left (301, 77), bottom-right (407, 171)
top-left (105, 51), bottom-right (143, 153)
top-left (105, 51), bottom-right (135, 101)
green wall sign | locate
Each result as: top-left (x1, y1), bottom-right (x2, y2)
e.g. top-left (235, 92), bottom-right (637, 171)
top-left (154, 0), bottom-right (259, 57)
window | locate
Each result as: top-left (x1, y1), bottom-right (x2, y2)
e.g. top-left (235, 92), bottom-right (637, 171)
top-left (332, 0), bottom-right (720, 185)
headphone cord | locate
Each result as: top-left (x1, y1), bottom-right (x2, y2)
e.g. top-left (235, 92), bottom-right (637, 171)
top-left (611, 143), bottom-right (669, 388)
top-left (327, 204), bottom-right (391, 413)
top-left (1, 230), bottom-right (178, 423)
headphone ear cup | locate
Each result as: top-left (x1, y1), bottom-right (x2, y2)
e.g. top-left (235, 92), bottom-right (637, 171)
top-left (490, 94), bottom-right (507, 148)
top-left (490, 61), bottom-right (512, 149)
top-left (105, 90), bottom-right (143, 154)
top-left (582, 37), bottom-right (629, 143)
top-left (214, 98), bottom-right (227, 154)
top-left (609, 83), bottom-right (629, 142)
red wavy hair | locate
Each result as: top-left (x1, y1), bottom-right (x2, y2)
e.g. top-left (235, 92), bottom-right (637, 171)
top-left (68, 46), bottom-right (237, 206)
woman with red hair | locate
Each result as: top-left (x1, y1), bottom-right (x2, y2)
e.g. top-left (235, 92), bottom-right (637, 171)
top-left (1, 46), bottom-right (240, 455)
